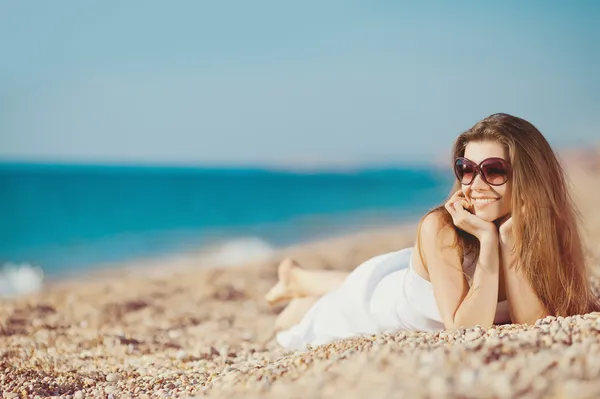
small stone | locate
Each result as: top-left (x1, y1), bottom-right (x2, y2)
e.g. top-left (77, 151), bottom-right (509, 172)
top-left (104, 386), bottom-right (118, 394)
top-left (73, 392), bottom-right (84, 399)
top-left (6, 394), bottom-right (19, 399)
top-left (241, 332), bottom-right (253, 341)
top-left (458, 369), bottom-right (476, 386)
top-left (31, 318), bottom-right (44, 328)
top-left (532, 376), bottom-right (548, 391)
top-left (464, 331), bottom-right (481, 341)
top-left (83, 378), bottom-right (95, 386)
top-left (428, 375), bottom-right (447, 396)
top-left (491, 373), bottom-right (512, 398)
top-left (106, 373), bottom-right (122, 382)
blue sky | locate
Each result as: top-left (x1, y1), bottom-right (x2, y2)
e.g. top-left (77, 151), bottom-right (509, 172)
top-left (1, 1), bottom-right (599, 167)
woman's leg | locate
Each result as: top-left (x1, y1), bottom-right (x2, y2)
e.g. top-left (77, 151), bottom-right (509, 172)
top-left (265, 257), bottom-right (350, 305)
top-left (274, 296), bottom-right (320, 331)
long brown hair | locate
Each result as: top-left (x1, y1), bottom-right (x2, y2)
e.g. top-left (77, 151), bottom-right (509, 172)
top-left (418, 113), bottom-right (600, 317)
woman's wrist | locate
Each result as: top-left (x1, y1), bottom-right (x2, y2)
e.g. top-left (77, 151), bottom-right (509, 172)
top-left (477, 230), bottom-right (500, 272)
top-left (478, 229), bottom-right (499, 244)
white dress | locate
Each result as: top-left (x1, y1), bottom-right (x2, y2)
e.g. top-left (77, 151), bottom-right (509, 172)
top-left (277, 247), bottom-right (511, 351)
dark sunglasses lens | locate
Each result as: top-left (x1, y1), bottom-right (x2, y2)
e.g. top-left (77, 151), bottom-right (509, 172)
top-left (455, 159), bottom-right (475, 184)
top-left (481, 161), bottom-right (508, 185)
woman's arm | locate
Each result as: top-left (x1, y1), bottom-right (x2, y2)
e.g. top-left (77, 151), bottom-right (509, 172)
top-left (453, 233), bottom-right (501, 328)
top-left (418, 211), bottom-right (500, 329)
top-left (499, 233), bottom-right (548, 324)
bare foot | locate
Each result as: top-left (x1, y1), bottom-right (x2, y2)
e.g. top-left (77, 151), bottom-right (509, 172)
top-left (265, 257), bottom-right (303, 306)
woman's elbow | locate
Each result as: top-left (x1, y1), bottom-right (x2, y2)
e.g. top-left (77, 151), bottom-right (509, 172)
top-left (445, 318), bottom-right (494, 331)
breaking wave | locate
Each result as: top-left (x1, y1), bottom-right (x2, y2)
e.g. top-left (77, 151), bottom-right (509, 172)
top-left (0, 262), bottom-right (44, 298)
top-left (199, 237), bottom-right (276, 267)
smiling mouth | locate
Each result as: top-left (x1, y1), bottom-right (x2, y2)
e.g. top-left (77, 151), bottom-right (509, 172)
top-left (472, 198), bottom-right (499, 206)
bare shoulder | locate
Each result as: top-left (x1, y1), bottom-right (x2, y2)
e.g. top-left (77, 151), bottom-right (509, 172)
top-left (413, 210), bottom-right (461, 276)
top-left (418, 210), bottom-right (457, 248)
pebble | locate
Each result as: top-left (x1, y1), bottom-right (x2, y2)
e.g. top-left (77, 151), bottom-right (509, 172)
top-left (175, 350), bottom-right (188, 361)
top-left (83, 378), bottom-right (95, 386)
top-left (464, 331), bottom-right (481, 341)
top-left (104, 385), bottom-right (118, 394)
top-left (106, 373), bottom-right (122, 383)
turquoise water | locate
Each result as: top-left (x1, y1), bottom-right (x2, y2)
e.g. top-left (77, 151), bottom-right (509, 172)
top-left (0, 163), bottom-right (452, 276)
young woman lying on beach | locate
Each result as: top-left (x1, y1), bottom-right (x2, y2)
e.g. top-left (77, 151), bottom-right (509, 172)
top-left (265, 113), bottom-right (600, 351)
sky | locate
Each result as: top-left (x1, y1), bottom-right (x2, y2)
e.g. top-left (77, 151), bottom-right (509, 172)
top-left (1, 1), bottom-right (599, 168)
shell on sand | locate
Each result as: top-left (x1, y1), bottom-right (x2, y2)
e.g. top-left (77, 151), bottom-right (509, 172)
top-left (1, 156), bottom-right (600, 399)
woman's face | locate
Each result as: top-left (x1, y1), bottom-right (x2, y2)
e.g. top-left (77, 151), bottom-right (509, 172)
top-left (461, 140), bottom-right (512, 222)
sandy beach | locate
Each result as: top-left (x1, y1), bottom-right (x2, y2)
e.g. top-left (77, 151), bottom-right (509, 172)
top-left (1, 149), bottom-right (600, 399)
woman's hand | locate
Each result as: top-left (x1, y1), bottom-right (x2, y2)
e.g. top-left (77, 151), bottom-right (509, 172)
top-left (445, 190), bottom-right (497, 242)
top-left (498, 205), bottom-right (525, 246)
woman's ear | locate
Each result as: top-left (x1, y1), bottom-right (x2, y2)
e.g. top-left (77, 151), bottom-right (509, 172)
top-left (519, 198), bottom-right (526, 214)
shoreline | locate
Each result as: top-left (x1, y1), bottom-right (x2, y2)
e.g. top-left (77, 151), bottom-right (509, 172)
top-left (1, 196), bottom-right (442, 294)
top-left (41, 219), bottom-right (421, 296)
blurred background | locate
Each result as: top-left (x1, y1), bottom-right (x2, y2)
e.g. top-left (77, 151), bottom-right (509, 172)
top-left (1, 1), bottom-right (599, 294)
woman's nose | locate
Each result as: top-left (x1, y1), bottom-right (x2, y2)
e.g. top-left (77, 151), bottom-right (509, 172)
top-left (471, 172), bottom-right (489, 189)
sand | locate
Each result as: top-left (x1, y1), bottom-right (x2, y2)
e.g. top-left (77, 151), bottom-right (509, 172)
top-left (1, 149), bottom-right (600, 399)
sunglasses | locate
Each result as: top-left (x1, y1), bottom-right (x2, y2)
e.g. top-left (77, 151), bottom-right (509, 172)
top-left (454, 157), bottom-right (511, 186)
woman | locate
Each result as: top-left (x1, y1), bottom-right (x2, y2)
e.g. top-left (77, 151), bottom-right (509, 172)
top-left (265, 113), bottom-right (600, 351)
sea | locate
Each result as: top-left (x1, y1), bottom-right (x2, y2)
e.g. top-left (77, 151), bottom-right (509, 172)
top-left (0, 162), bottom-right (453, 296)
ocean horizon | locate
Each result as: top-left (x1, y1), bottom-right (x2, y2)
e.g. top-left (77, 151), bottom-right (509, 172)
top-left (0, 161), bottom-right (453, 288)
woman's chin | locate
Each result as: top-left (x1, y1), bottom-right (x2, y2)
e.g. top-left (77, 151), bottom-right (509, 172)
top-left (474, 208), bottom-right (503, 223)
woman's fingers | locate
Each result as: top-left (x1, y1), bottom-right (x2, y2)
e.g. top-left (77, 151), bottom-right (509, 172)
top-left (445, 190), bottom-right (464, 213)
top-left (455, 199), bottom-right (470, 210)
top-left (453, 200), bottom-right (471, 220)
top-left (450, 201), bottom-right (467, 226)
top-left (446, 191), bottom-right (481, 234)
top-left (450, 190), bottom-right (464, 202)
top-left (456, 203), bottom-right (471, 224)
top-left (453, 200), bottom-right (483, 232)
top-left (445, 197), bottom-right (455, 214)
